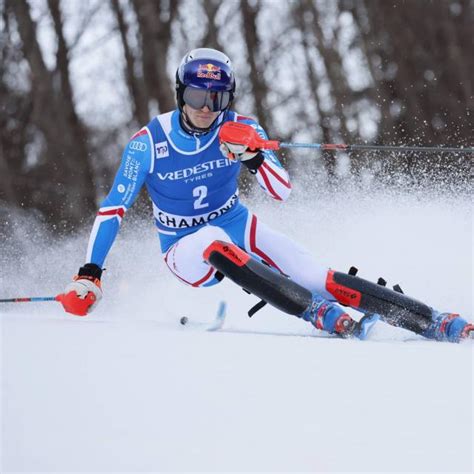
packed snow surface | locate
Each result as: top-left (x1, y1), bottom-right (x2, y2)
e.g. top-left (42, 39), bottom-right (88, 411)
top-left (2, 186), bottom-right (473, 472)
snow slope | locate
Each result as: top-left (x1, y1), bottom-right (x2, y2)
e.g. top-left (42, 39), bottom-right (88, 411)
top-left (1, 186), bottom-right (473, 472)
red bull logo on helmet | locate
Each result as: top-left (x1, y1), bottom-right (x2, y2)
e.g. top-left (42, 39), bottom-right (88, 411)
top-left (197, 63), bottom-right (222, 80)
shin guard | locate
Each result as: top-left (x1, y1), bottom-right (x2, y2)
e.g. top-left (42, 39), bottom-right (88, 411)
top-left (326, 270), bottom-right (432, 334)
top-left (203, 240), bottom-right (312, 315)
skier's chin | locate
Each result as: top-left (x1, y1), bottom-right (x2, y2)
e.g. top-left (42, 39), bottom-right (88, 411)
top-left (191, 117), bottom-right (214, 129)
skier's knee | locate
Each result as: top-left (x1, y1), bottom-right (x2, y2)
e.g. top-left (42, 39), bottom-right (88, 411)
top-left (200, 225), bottom-right (230, 243)
top-left (199, 226), bottom-right (233, 259)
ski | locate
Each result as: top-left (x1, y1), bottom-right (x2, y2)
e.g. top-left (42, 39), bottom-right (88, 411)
top-left (179, 301), bottom-right (227, 332)
top-left (353, 313), bottom-right (380, 340)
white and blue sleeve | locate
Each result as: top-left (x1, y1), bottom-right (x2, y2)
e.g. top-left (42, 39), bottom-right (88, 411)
top-left (86, 129), bottom-right (154, 266)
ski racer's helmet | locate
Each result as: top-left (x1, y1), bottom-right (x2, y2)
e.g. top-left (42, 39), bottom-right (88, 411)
top-left (176, 48), bottom-right (235, 133)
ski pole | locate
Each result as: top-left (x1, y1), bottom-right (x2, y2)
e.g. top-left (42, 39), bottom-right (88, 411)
top-left (269, 142), bottom-right (474, 154)
top-left (219, 122), bottom-right (474, 154)
top-left (0, 296), bottom-right (60, 303)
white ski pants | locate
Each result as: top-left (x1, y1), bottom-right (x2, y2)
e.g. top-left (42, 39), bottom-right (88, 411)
top-left (163, 210), bottom-right (332, 300)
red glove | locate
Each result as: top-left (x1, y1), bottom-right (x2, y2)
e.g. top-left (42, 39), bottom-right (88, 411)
top-left (57, 264), bottom-right (103, 316)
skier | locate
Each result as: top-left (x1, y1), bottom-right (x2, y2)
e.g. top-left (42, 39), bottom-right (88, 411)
top-left (58, 48), bottom-right (472, 342)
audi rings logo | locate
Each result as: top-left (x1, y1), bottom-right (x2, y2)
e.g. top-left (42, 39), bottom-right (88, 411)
top-left (130, 140), bottom-right (147, 152)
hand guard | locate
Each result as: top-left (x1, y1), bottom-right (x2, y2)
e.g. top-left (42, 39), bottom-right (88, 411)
top-left (57, 264), bottom-right (103, 316)
top-left (219, 122), bottom-right (263, 162)
top-left (219, 141), bottom-right (259, 162)
top-left (218, 122), bottom-right (265, 170)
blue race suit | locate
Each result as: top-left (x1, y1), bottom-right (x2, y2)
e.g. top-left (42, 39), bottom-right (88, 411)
top-left (86, 110), bottom-right (292, 267)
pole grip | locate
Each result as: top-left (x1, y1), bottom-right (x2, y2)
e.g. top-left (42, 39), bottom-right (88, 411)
top-left (259, 139), bottom-right (281, 150)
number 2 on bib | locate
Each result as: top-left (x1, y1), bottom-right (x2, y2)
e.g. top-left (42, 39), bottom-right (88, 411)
top-left (193, 185), bottom-right (209, 209)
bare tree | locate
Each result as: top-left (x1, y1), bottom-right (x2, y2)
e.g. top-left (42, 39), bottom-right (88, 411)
top-left (0, 2), bottom-right (24, 207)
top-left (352, 0), bottom-right (473, 183)
top-left (240, 0), bottom-right (272, 134)
top-left (6, 0), bottom-right (96, 227)
top-left (111, 0), bottom-right (149, 125)
top-left (303, 0), bottom-right (352, 142)
top-left (132, 0), bottom-right (179, 114)
top-left (293, 0), bottom-right (336, 178)
top-left (201, 0), bottom-right (225, 51)
top-left (360, 0), bottom-right (472, 145)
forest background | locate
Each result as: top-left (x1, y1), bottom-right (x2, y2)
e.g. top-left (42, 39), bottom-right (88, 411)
top-left (1, 0), bottom-right (472, 232)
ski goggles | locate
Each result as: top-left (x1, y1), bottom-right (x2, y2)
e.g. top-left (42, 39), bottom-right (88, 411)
top-left (183, 87), bottom-right (232, 112)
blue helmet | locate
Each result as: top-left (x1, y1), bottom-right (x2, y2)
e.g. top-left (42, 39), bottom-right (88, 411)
top-left (176, 48), bottom-right (235, 119)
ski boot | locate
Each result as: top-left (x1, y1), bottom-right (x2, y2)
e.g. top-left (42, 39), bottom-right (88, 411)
top-left (301, 293), bottom-right (379, 340)
top-left (422, 312), bottom-right (474, 343)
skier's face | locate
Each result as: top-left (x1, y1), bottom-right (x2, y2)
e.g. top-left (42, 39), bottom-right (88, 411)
top-left (184, 104), bottom-right (220, 129)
